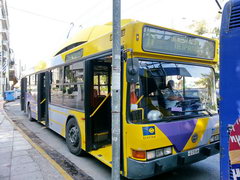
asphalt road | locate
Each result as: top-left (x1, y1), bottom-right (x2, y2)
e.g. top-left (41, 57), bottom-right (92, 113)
top-left (4, 100), bottom-right (220, 180)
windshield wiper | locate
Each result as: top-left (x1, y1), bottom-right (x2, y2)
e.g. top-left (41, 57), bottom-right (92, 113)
top-left (162, 114), bottom-right (203, 121)
top-left (194, 109), bottom-right (213, 116)
top-left (161, 109), bottom-right (213, 122)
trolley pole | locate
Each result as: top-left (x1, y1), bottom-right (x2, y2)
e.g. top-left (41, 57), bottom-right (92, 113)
top-left (111, 0), bottom-right (121, 179)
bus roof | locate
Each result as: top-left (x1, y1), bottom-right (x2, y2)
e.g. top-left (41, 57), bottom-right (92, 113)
top-left (54, 19), bottom-right (136, 56)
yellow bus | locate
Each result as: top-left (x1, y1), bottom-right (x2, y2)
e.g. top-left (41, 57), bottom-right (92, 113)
top-left (20, 19), bottom-right (219, 179)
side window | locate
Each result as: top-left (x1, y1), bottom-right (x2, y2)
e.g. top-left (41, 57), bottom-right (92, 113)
top-left (52, 67), bottom-right (63, 84)
top-left (93, 74), bottom-right (109, 96)
top-left (64, 62), bottom-right (84, 83)
top-left (28, 76), bottom-right (31, 85)
top-left (50, 67), bottom-right (63, 105)
top-left (63, 61), bottom-right (84, 110)
top-left (30, 75), bottom-right (35, 85)
top-left (27, 76), bottom-right (31, 91)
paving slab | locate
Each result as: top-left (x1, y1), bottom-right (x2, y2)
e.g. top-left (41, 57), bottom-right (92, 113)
top-left (12, 150), bottom-right (29, 157)
top-left (11, 171), bottom-right (43, 180)
top-left (11, 155), bottom-right (34, 166)
top-left (0, 165), bottom-right (11, 178)
top-left (10, 162), bottom-right (40, 176)
top-left (0, 152), bottom-right (11, 166)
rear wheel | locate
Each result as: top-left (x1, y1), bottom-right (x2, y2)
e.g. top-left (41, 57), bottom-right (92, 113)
top-left (66, 118), bottom-right (84, 156)
top-left (27, 104), bottom-right (34, 121)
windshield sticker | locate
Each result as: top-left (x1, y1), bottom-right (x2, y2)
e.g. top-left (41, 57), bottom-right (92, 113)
top-left (143, 126), bottom-right (156, 136)
top-left (171, 107), bottom-right (182, 112)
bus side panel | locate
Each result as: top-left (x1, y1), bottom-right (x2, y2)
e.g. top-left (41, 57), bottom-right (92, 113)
top-left (48, 104), bottom-right (68, 136)
top-left (48, 104), bottom-right (86, 150)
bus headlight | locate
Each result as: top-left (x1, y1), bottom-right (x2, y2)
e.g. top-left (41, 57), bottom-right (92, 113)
top-left (156, 149), bottom-right (164, 157)
top-left (163, 147), bottom-right (172, 155)
top-left (146, 150), bottom-right (156, 160)
top-left (210, 134), bottom-right (220, 143)
top-left (146, 146), bottom-right (172, 160)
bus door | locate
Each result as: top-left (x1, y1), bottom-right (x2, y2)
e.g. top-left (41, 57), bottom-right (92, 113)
top-left (37, 72), bottom-right (50, 126)
top-left (20, 77), bottom-right (27, 112)
top-left (85, 60), bottom-right (112, 151)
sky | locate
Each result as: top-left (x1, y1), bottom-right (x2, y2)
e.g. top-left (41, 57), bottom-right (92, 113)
top-left (7, 0), bottom-right (225, 71)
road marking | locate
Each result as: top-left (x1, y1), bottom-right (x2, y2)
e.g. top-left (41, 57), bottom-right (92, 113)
top-left (2, 103), bottom-right (73, 180)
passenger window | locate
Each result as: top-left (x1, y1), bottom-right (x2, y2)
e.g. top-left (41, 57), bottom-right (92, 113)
top-left (64, 61), bottom-right (84, 83)
top-left (94, 74), bottom-right (109, 96)
top-left (51, 67), bottom-right (63, 84)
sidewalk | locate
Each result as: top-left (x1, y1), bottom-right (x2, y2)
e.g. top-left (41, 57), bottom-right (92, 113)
top-left (0, 102), bottom-right (66, 180)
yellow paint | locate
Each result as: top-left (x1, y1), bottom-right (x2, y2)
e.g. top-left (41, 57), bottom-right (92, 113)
top-left (94, 132), bottom-right (108, 136)
top-left (40, 98), bottom-right (46, 104)
top-left (125, 124), bottom-right (173, 161)
top-left (49, 118), bottom-right (64, 127)
top-left (136, 95), bottom-right (144, 105)
top-left (183, 118), bottom-right (209, 151)
top-left (34, 60), bottom-right (47, 72)
top-left (122, 61), bottom-right (128, 177)
top-left (90, 92), bottom-right (111, 117)
top-left (89, 145), bottom-right (112, 167)
top-left (55, 19), bottom-right (134, 57)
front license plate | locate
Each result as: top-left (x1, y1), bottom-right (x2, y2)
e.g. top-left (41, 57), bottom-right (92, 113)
top-left (188, 148), bottom-right (200, 156)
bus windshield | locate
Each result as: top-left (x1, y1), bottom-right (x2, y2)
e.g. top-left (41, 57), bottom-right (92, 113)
top-left (129, 60), bottom-right (218, 124)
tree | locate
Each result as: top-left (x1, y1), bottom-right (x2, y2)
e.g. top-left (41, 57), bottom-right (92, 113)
top-left (189, 20), bottom-right (208, 35)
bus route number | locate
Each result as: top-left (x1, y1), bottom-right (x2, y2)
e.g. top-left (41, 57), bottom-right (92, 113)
top-left (188, 148), bottom-right (200, 156)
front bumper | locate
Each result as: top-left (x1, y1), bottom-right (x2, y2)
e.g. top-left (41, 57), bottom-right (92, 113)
top-left (127, 142), bottom-right (219, 179)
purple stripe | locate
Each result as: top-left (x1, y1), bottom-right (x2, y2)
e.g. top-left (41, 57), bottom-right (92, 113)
top-left (155, 119), bottom-right (198, 152)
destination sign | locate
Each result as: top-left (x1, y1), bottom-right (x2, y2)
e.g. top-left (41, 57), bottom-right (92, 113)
top-left (142, 26), bottom-right (215, 60)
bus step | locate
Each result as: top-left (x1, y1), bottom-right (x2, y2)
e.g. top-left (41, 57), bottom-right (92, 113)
top-left (94, 131), bottom-right (109, 143)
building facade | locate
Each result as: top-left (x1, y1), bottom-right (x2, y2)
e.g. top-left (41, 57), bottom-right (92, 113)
top-left (0, 0), bottom-right (15, 98)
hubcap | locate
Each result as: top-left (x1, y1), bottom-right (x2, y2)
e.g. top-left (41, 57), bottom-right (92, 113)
top-left (69, 126), bottom-right (79, 146)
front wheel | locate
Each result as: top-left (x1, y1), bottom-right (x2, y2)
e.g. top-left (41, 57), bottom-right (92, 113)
top-left (66, 118), bottom-right (84, 156)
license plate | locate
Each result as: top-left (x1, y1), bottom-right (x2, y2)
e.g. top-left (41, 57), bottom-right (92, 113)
top-left (188, 148), bottom-right (200, 156)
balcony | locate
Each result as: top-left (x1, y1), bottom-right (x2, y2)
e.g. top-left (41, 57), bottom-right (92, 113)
top-left (0, 30), bottom-right (8, 40)
top-left (1, 18), bottom-right (8, 30)
top-left (2, 40), bottom-right (9, 51)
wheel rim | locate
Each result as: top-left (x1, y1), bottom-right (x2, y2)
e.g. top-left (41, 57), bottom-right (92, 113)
top-left (68, 126), bottom-right (79, 146)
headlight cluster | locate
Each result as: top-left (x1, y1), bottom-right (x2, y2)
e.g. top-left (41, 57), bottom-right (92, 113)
top-left (210, 134), bottom-right (220, 143)
top-left (132, 146), bottom-right (173, 160)
top-left (146, 146), bottom-right (172, 160)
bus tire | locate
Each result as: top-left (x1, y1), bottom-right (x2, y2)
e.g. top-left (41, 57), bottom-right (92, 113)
top-left (27, 104), bottom-right (34, 121)
top-left (66, 118), bottom-right (84, 156)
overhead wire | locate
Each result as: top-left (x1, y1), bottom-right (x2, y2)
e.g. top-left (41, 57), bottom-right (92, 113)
top-left (73, 0), bottom-right (111, 28)
top-left (9, 6), bottom-right (70, 24)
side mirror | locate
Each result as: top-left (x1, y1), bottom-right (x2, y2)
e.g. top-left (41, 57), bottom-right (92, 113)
top-left (127, 58), bottom-right (139, 83)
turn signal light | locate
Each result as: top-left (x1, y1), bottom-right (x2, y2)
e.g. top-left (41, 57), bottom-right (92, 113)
top-left (132, 150), bottom-right (146, 159)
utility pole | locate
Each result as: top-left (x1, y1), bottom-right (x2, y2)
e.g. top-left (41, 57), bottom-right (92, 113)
top-left (111, 0), bottom-right (121, 179)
